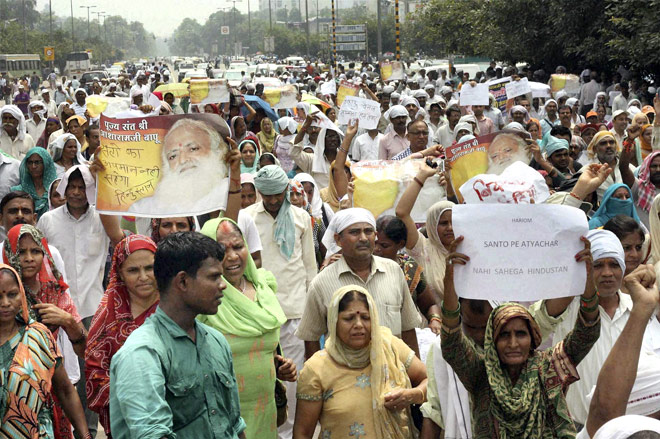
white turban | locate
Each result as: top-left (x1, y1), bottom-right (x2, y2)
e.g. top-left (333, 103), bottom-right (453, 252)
top-left (388, 105), bottom-right (408, 120)
top-left (458, 114), bottom-right (479, 135)
top-left (586, 229), bottom-right (625, 272)
top-left (391, 92), bottom-right (401, 99)
top-left (382, 85), bottom-right (395, 94)
top-left (0, 105), bottom-right (26, 141)
top-left (321, 208), bottom-right (376, 256)
top-left (413, 90), bottom-right (429, 99)
top-left (74, 88), bottom-right (88, 97)
top-left (277, 117), bottom-right (298, 134)
top-left (424, 83), bottom-right (435, 91)
top-left (592, 415), bottom-right (660, 439)
top-left (57, 164), bottom-right (96, 205)
top-left (453, 122), bottom-right (473, 139)
top-left (503, 121), bottom-right (526, 133)
top-left (440, 85), bottom-right (453, 95)
top-left (400, 95), bottom-right (420, 108)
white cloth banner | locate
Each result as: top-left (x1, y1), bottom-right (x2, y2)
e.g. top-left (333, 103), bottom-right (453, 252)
top-left (459, 83), bottom-right (489, 106)
top-left (452, 204), bottom-right (588, 301)
top-left (459, 161), bottom-right (550, 204)
top-left (505, 78), bottom-right (532, 99)
top-left (337, 96), bottom-right (381, 129)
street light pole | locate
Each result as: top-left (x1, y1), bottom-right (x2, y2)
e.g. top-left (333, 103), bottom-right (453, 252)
top-left (70, 0), bottom-right (75, 52)
top-left (80, 5), bottom-right (96, 41)
top-left (247, 0), bottom-right (251, 56)
top-left (94, 11), bottom-right (104, 63)
top-left (269, 0), bottom-right (272, 32)
top-left (305, 0), bottom-right (309, 57)
top-left (21, 0), bottom-right (27, 53)
top-left (376, 0), bottom-right (382, 60)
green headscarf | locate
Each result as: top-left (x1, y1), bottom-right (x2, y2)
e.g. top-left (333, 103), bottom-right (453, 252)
top-left (197, 217), bottom-right (286, 337)
top-left (484, 303), bottom-right (546, 439)
top-left (11, 147), bottom-right (58, 218)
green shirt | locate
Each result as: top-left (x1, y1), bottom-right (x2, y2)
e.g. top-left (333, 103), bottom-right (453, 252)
top-left (109, 307), bottom-right (247, 439)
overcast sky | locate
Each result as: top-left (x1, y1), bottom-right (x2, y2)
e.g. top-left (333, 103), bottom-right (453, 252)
top-left (36, 0), bottom-right (252, 38)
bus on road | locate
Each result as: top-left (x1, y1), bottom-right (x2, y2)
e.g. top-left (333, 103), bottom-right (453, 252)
top-left (0, 54), bottom-right (41, 78)
top-left (65, 51), bottom-right (92, 76)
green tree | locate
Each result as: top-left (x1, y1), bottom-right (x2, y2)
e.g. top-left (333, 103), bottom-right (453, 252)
top-left (603, 0), bottom-right (660, 78)
top-left (169, 18), bottom-right (204, 55)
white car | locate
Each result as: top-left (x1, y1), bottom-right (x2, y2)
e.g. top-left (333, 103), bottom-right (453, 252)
top-left (107, 67), bottom-right (122, 78)
top-left (254, 77), bottom-right (282, 89)
top-left (229, 62), bottom-right (249, 72)
top-left (184, 70), bottom-right (208, 81)
top-left (197, 62), bottom-right (209, 71)
top-left (223, 70), bottom-right (244, 87)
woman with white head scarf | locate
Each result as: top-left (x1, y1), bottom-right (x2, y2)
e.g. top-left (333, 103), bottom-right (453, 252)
top-left (273, 117), bottom-right (298, 174)
top-left (51, 133), bottom-right (88, 177)
top-left (566, 97), bottom-right (586, 125)
top-left (396, 160), bottom-right (455, 299)
top-left (293, 173), bottom-right (334, 226)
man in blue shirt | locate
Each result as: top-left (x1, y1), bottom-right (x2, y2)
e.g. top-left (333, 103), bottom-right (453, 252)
top-left (110, 232), bottom-right (247, 439)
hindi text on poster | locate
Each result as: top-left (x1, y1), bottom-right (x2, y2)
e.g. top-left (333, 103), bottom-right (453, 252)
top-left (97, 113), bottom-right (229, 217)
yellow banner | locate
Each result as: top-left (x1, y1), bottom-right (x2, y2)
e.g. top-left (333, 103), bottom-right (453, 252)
top-left (44, 47), bottom-right (54, 61)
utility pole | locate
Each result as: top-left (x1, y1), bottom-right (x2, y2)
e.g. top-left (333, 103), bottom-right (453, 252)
top-left (80, 5), bottom-right (95, 41)
top-left (70, 0), bottom-right (75, 52)
top-left (49, 0), bottom-right (53, 38)
top-left (94, 11), bottom-right (104, 63)
top-left (305, 0), bottom-right (309, 57)
top-left (268, 0), bottom-right (272, 32)
top-left (228, 0), bottom-right (240, 57)
top-left (21, 0), bottom-right (27, 53)
top-left (376, 0), bottom-right (382, 60)
top-left (248, 0), bottom-right (251, 55)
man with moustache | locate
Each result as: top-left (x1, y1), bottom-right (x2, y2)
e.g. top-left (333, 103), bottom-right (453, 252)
top-left (379, 105), bottom-right (410, 159)
top-left (0, 105), bottom-right (35, 159)
top-left (579, 131), bottom-right (625, 201)
top-left (297, 208), bottom-right (421, 360)
top-left (109, 232), bottom-right (247, 439)
top-left (128, 118), bottom-right (229, 215)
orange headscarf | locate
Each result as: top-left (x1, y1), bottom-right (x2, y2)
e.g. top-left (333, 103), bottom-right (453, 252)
top-left (640, 123), bottom-right (654, 153)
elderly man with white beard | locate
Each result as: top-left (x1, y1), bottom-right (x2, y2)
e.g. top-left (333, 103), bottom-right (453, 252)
top-left (128, 118), bottom-right (229, 215)
top-left (486, 131), bottom-right (532, 175)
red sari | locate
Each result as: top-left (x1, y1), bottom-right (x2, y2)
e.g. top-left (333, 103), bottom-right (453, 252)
top-left (85, 235), bottom-right (158, 438)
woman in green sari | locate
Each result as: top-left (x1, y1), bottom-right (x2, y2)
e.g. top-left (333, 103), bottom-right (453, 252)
top-left (199, 218), bottom-right (297, 439)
